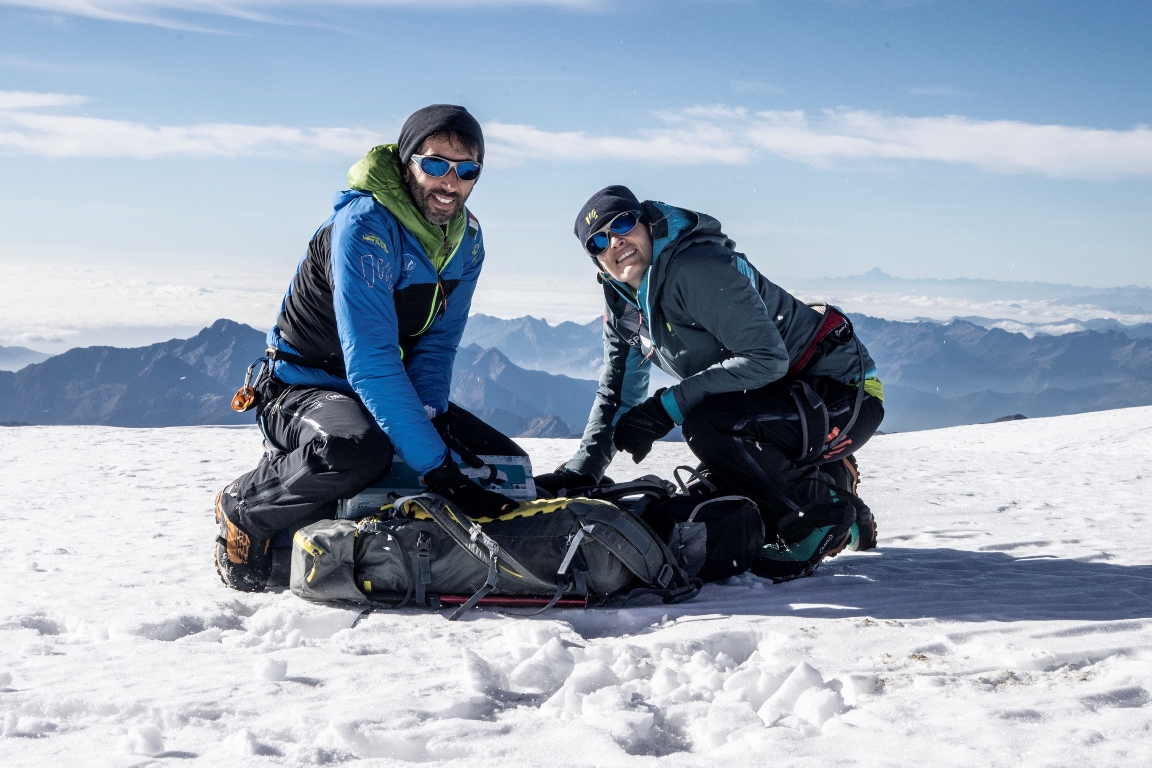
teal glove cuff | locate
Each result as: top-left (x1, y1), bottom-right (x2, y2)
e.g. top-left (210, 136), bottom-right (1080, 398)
top-left (659, 388), bottom-right (685, 425)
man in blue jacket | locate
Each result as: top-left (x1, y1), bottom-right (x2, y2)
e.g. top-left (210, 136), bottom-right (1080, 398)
top-left (215, 105), bottom-right (521, 592)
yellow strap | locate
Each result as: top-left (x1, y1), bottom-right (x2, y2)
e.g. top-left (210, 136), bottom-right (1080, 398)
top-left (293, 530), bottom-right (323, 557)
top-left (400, 495), bottom-right (618, 523)
top-left (293, 530), bottom-right (324, 583)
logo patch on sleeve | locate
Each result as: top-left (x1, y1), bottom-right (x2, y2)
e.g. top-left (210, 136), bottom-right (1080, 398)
top-left (361, 233), bottom-right (389, 253)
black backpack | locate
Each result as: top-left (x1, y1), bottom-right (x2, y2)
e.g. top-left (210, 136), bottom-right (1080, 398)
top-left (290, 493), bottom-right (701, 619)
top-left (568, 468), bottom-right (765, 583)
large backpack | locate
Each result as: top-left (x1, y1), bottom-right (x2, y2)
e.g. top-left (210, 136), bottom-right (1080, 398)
top-left (290, 493), bottom-right (700, 619)
top-left (571, 468), bottom-right (765, 583)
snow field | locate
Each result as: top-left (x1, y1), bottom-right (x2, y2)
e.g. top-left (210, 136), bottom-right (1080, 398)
top-left (1, 409), bottom-right (1151, 765)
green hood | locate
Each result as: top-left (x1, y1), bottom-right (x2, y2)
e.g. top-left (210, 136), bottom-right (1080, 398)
top-left (347, 144), bottom-right (466, 272)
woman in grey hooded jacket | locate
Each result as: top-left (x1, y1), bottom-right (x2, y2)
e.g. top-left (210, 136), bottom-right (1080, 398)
top-left (535, 186), bottom-right (885, 582)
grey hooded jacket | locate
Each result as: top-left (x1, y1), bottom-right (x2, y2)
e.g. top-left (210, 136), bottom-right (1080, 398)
top-left (566, 201), bottom-right (877, 480)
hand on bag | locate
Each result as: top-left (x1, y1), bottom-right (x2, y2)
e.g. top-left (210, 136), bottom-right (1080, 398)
top-left (423, 456), bottom-right (518, 518)
top-left (613, 390), bottom-right (675, 463)
top-left (533, 468), bottom-right (597, 498)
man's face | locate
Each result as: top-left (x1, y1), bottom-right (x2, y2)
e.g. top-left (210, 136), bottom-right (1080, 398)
top-left (596, 219), bottom-right (653, 289)
top-left (401, 134), bottom-right (480, 226)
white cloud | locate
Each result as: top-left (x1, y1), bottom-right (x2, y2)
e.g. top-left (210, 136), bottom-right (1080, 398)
top-left (0, 91), bottom-right (384, 157)
top-left (488, 106), bottom-right (1152, 180)
top-left (786, 287), bottom-right (1152, 330)
top-left (0, 90), bottom-right (89, 109)
top-left (484, 117), bottom-right (752, 166)
top-left (4, 91), bottom-right (1152, 179)
top-left (0, 0), bottom-right (593, 28)
top-left (0, 261), bottom-right (284, 350)
top-left (773, 108), bottom-right (1152, 178)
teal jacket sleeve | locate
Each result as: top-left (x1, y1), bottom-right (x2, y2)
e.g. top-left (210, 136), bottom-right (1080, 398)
top-left (565, 316), bottom-right (651, 480)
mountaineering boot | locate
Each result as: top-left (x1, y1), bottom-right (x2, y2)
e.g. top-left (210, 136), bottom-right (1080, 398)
top-left (214, 489), bottom-right (272, 592)
top-left (823, 455), bottom-right (877, 551)
top-left (751, 501), bottom-right (856, 584)
top-left (848, 498), bottom-right (877, 551)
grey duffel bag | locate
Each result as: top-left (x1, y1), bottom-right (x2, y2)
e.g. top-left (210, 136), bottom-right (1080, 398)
top-left (290, 494), bottom-right (701, 619)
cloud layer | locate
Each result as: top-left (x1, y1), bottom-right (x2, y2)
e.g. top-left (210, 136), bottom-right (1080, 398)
top-left (486, 106), bottom-right (1152, 180)
top-left (3, 91), bottom-right (1152, 179)
top-left (0, 91), bottom-right (384, 157)
top-left (0, 0), bottom-right (591, 28)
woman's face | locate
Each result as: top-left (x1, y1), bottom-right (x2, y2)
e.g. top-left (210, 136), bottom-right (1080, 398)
top-left (596, 221), bottom-right (653, 289)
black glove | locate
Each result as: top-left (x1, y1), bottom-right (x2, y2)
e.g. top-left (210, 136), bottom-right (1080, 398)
top-left (613, 390), bottom-right (676, 463)
top-left (533, 468), bottom-right (598, 498)
top-left (431, 410), bottom-right (484, 469)
top-left (423, 456), bottom-right (517, 517)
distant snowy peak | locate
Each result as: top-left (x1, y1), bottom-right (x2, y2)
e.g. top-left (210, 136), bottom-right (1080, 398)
top-left (0, 344), bottom-right (51, 372)
top-left (804, 268), bottom-right (1152, 303)
top-left (789, 270), bottom-right (1152, 329)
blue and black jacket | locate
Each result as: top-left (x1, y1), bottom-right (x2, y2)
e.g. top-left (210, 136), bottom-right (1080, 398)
top-left (269, 186), bottom-right (484, 474)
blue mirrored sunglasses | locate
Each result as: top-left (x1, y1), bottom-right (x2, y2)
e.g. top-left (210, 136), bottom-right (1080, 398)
top-left (585, 210), bottom-right (640, 256)
top-left (410, 153), bottom-right (483, 181)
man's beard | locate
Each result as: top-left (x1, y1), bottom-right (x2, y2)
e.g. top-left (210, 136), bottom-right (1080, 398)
top-left (406, 177), bottom-right (468, 226)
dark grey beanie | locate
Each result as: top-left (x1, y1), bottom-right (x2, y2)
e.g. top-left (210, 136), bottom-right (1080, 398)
top-left (397, 104), bottom-right (485, 164)
top-left (574, 185), bottom-right (644, 246)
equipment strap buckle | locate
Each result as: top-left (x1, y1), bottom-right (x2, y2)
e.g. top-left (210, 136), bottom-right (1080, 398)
top-left (655, 563), bottom-right (674, 589)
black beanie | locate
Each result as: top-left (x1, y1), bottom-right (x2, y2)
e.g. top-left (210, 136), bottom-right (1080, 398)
top-left (574, 185), bottom-right (644, 246)
top-left (397, 104), bottom-right (485, 164)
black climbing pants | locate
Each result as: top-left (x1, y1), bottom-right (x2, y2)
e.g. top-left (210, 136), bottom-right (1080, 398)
top-left (681, 377), bottom-right (884, 534)
top-left (222, 379), bottom-right (525, 539)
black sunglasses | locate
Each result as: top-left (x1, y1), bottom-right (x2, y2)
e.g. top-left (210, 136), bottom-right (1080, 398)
top-left (585, 210), bottom-right (641, 256)
top-left (410, 153), bottom-right (483, 182)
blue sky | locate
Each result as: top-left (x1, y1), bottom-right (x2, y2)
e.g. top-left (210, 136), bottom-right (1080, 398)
top-left (1, 0), bottom-right (1150, 347)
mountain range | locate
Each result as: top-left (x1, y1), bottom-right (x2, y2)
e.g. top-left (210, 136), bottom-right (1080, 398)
top-left (460, 314), bottom-right (604, 379)
top-left (0, 320), bottom-right (263, 427)
top-left (4, 313), bottom-right (1152, 434)
top-left (0, 320), bottom-right (598, 436)
top-left (850, 315), bottom-right (1152, 431)
top-left (451, 344), bottom-right (597, 438)
top-left (465, 312), bottom-right (1152, 433)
